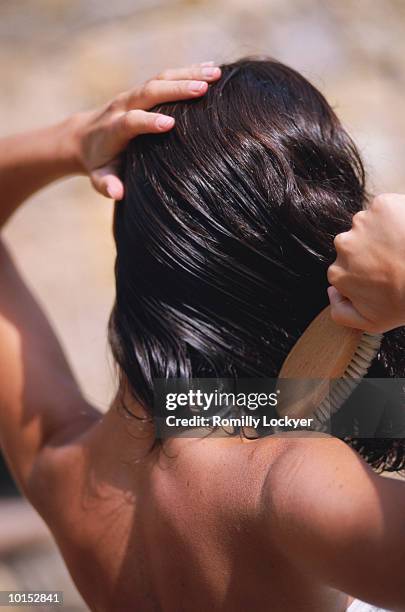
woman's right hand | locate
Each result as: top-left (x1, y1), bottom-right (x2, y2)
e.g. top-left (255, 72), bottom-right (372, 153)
top-left (72, 62), bottom-right (221, 200)
top-left (327, 193), bottom-right (405, 332)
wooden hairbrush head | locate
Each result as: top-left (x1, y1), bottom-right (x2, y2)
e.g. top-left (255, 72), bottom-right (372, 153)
top-left (276, 306), bottom-right (382, 422)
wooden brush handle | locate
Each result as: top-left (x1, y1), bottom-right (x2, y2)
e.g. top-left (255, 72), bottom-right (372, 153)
top-left (276, 306), bottom-right (362, 419)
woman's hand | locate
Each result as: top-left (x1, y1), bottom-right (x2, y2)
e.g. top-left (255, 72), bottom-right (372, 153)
top-left (327, 193), bottom-right (405, 332)
top-left (73, 62), bottom-right (221, 200)
top-left (0, 62), bottom-right (221, 226)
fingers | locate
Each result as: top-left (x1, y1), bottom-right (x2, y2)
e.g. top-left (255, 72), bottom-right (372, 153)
top-left (155, 62), bottom-right (221, 82)
top-left (114, 109), bottom-right (175, 145)
top-left (333, 230), bottom-right (351, 254)
top-left (327, 286), bottom-right (372, 330)
top-left (90, 110), bottom-right (176, 199)
top-left (125, 62), bottom-right (221, 110)
top-left (90, 62), bottom-right (222, 200)
top-left (327, 261), bottom-right (343, 287)
top-left (91, 165), bottom-right (124, 200)
top-left (127, 78), bottom-right (213, 110)
top-left (90, 109), bottom-right (175, 198)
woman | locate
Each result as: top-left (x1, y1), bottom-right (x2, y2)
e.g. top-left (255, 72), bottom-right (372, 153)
top-left (0, 58), bottom-right (404, 611)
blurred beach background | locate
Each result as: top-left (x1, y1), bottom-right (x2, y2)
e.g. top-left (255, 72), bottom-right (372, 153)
top-left (0, 0), bottom-right (405, 609)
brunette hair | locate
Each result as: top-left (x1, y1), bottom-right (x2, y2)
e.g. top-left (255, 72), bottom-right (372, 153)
top-left (109, 57), bottom-right (405, 471)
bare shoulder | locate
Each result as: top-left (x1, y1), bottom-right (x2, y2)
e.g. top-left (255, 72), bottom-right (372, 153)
top-left (263, 432), bottom-right (375, 484)
top-left (251, 432), bottom-right (389, 564)
top-left (255, 433), bottom-right (405, 607)
top-left (257, 433), bottom-right (380, 527)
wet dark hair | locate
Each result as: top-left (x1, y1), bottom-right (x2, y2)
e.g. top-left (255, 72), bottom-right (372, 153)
top-left (109, 57), bottom-right (405, 472)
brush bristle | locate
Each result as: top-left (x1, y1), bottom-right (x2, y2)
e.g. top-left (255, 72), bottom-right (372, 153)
top-left (313, 332), bottom-right (383, 426)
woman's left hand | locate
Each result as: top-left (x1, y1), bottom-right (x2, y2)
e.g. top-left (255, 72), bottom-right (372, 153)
top-left (73, 62), bottom-right (221, 200)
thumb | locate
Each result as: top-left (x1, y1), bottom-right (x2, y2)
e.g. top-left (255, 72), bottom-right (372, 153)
top-left (327, 286), bottom-right (372, 331)
top-left (90, 164), bottom-right (124, 200)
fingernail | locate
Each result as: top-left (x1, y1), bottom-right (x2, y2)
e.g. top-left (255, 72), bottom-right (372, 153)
top-left (156, 115), bottom-right (175, 129)
top-left (200, 60), bottom-right (215, 66)
top-left (107, 185), bottom-right (117, 199)
top-left (201, 66), bottom-right (220, 78)
top-left (189, 81), bottom-right (207, 93)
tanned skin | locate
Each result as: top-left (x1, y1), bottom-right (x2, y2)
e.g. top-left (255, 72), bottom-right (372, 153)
top-left (0, 64), bottom-right (405, 612)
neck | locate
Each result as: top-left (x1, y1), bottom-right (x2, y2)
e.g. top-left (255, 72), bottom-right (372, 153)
top-left (96, 386), bottom-right (249, 467)
top-left (97, 387), bottom-right (157, 460)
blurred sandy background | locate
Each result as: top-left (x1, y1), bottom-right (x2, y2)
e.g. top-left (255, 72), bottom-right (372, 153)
top-left (0, 0), bottom-right (404, 609)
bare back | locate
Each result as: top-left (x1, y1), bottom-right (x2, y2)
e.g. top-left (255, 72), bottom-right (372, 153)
top-left (35, 412), bottom-right (353, 612)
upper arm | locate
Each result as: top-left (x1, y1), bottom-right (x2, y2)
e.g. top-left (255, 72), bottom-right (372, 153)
top-left (263, 437), bottom-right (405, 610)
top-left (0, 238), bottom-right (100, 493)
